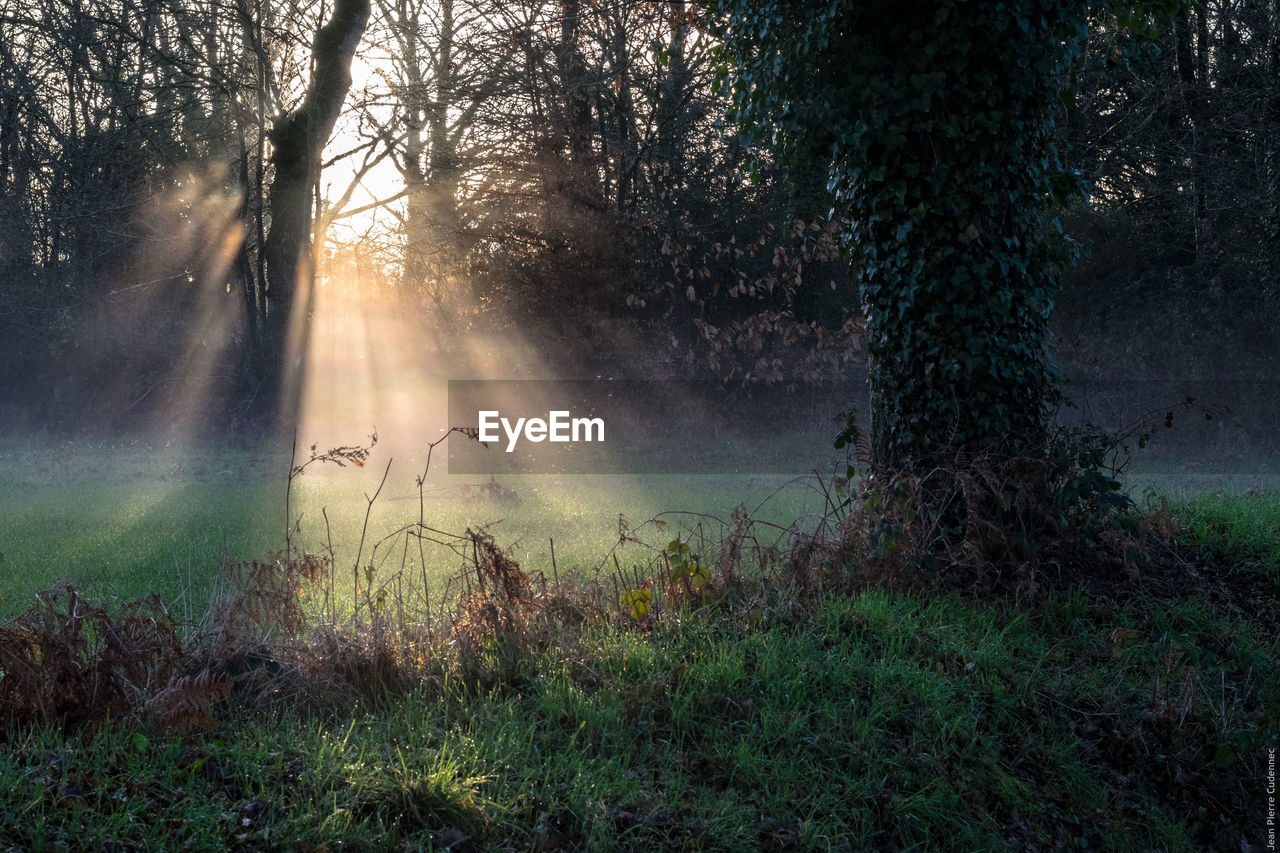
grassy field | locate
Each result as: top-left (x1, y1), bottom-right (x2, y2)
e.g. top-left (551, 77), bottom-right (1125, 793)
top-left (0, 580), bottom-right (1275, 850)
top-left (0, 436), bottom-right (284, 619)
top-left (0, 432), bottom-right (1276, 851)
top-left (2, 431), bottom-right (1273, 617)
top-left (0, 432), bottom-right (842, 619)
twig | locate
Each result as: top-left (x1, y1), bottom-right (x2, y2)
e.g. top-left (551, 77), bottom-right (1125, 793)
top-left (352, 457), bottom-right (394, 621)
top-left (322, 507), bottom-right (336, 622)
top-left (286, 429), bottom-right (298, 562)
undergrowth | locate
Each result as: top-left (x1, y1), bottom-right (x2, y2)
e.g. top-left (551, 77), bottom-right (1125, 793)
top-left (0, 424), bottom-right (1275, 851)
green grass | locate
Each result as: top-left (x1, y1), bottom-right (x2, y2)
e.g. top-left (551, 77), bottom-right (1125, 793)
top-left (1163, 490), bottom-right (1280, 578)
top-left (1, 434), bottom-right (1276, 850)
top-left (6, 430), bottom-right (1270, 621)
top-left (0, 585), bottom-right (1274, 851)
top-left (0, 437), bottom-right (285, 618)
top-left (0, 433), bottom-right (838, 619)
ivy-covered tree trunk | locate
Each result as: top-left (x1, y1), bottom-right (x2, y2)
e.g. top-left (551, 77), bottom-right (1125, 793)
top-left (257, 0), bottom-right (370, 417)
top-left (714, 0), bottom-right (1098, 474)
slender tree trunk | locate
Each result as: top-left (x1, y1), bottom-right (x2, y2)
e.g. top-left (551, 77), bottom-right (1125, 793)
top-left (397, 0), bottom-right (460, 314)
top-left (554, 0), bottom-right (597, 193)
top-left (1194, 2), bottom-right (1210, 251)
top-left (654, 0), bottom-right (690, 203)
top-left (397, 0), bottom-right (430, 291)
top-left (256, 0), bottom-right (370, 419)
top-left (423, 0), bottom-right (461, 262)
top-left (1174, 5), bottom-right (1209, 261)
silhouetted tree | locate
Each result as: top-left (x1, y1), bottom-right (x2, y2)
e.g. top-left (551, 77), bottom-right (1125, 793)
top-left (256, 0), bottom-right (371, 416)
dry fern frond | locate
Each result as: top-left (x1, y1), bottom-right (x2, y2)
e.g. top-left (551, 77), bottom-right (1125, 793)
top-left (145, 667), bottom-right (233, 731)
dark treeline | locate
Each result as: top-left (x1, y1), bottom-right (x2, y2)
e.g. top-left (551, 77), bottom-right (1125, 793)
top-left (1056, 1), bottom-right (1279, 380)
top-left (0, 0), bottom-right (1276, 438)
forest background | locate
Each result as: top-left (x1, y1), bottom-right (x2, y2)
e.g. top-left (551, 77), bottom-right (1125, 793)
top-left (0, 0), bottom-right (1276, 464)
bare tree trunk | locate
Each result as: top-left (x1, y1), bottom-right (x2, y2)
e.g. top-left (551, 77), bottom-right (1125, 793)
top-left (1174, 4), bottom-right (1209, 261)
top-left (256, 0), bottom-right (370, 418)
top-left (555, 0), bottom-right (597, 191)
top-left (401, 0), bottom-right (461, 305)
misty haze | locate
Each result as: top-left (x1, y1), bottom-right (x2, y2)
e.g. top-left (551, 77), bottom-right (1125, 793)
top-left (0, 1), bottom-right (1276, 850)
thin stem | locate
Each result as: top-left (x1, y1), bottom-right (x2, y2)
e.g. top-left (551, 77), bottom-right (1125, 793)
top-left (353, 457), bottom-right (394, 618)
top-left (285, 428), bottom-right (298, 562)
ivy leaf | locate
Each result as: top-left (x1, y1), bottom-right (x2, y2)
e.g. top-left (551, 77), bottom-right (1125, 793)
top-left (621, 588), bottom-right (652, 619)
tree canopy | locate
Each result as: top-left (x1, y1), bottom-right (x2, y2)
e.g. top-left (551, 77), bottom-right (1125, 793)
top-left (0, 0), bottom-right (1274, 455)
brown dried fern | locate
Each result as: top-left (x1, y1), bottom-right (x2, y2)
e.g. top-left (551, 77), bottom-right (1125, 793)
top-left (144, 667), bottom-right (233, 731)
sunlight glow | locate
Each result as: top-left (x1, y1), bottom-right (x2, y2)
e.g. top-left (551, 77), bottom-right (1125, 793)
top-left (294, 245), bottom-right (555, 479)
